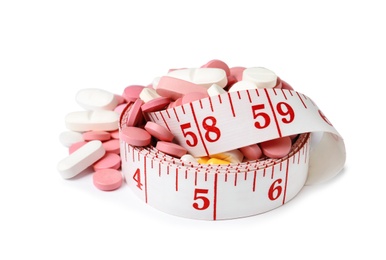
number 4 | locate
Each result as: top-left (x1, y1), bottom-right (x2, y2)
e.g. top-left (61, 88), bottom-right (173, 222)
top-left (133, 168), bottom-right (143, 190)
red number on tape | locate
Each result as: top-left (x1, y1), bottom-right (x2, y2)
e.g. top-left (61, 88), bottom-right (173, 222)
top-left (252, 104), bottom-right (271, 129)
top-left (268, 178), bottom-right (282, 201)
top-left (192, 188), bottom-right (210, 210)
top-left (133, 168), bottom-right (143, 190)
top-left (180, 122), bottom-right (199, 147)
top-left (277, 102), bottom-right (295, 124)
top-left (202, 116), bottom-right (221, 143)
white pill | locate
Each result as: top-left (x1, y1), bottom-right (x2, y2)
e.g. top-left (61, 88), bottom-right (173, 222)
top-left (180, 154), bottom-right (198, 164)
top-left (59, 131), bottom-right (84, 147)
top-left (152, 77), bottom-right (161, 89)
top-left (228, 80), bottom-right (258, 92)
top-left (210, 149), bottom-right (244, 163)
top-left (139, 87), bottom-right (161, 103)
top-left (65, 110), bottom-right (119, 132)
top-left (76, 88), bottom-right (118, 110)
top-left (207, 84), bottom-right (227, 97)
top-left (167, 68), bottom-right (227, 88)
top-left (242, 67), bottom-right (277, 89)
top-left (57, 140), bottom-right (105, 179)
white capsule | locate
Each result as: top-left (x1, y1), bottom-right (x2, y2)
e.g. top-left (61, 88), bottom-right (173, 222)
top-left (76, 88), bottom-right (118, 110)
top-left (57, 140), bottom-right (105, 179)
top-left (242, 67), bottom-right (277, 89)
top-left (167, 68), bottom-right (227, 88)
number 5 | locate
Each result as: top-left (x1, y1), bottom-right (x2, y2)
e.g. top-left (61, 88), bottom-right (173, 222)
top-left (193, 188), bottom-right (210, 210)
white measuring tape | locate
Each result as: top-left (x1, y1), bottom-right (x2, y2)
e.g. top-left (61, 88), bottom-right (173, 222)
top-left (119, 88), bottom-right (346, 220)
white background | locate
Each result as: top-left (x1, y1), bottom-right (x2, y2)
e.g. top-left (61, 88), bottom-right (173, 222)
top-left (1, 0), bottom-right (385, 259)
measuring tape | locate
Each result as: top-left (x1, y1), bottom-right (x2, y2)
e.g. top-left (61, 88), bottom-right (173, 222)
top-left (119, 88), bottom-right (346, 220)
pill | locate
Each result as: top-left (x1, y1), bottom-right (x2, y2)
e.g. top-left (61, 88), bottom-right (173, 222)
top-left (82, 131), bottom-right (111, 141)
top-left (102, 139), bottom-right (121, 154)
top-left (76, 88), bottom-right (118, 111)
top-left (281, 79), bottom-right (294, 90)
top-left (114, 94), bottom-right (126, 105)
top-left (197, 156), bottom-right (210, 164)
top-left (57, 140), bottom-right (106, 179)
top-left (210, 149), bottom-right (244, 163)
top-left (120, 127), bottom-right (151, 146)
top-left (65, 110), bottom-right (119, 132)
top-left (114, 103), bottom-right (128, 114)
top-left (207, 84), bottom-right (227, 97)
top-left (167, 68), bottom-right (228, 88)
top-left (125, 98), bottom-right (144, 127)
top-left (141, 96), bottom-right (170, 113)
top-left (93, 169), bottom-right (123, 191)
top-left (139, 87), bottom-right (161, 103)
top-left (156, 141), bottom-right (187, 158)
top-left (122, 85), bottom-right (145, 102)
top-left (201, 59), bottom-right (230, 76)
top-left (228, 80), bottom-right (258, 92)
top-left (155, 76), bottom-right (208, 100)
top-left (226, 75), bottom-right (237, 88)
top-left (59, 131), bottom-right (84, 147)
top-left (207, 158), bottom-right (230, 165)
top-left (274, 77), bottom-right (283, 89)
top-left (260, 136), bottom-right (292, 159)
top-left (109, 130), bottom-right (120, 139)
top-left (93, 152), bottom-right (121, 171)
top-left (69, 141), bottom-right (88, 154)
top-left (180, 154), bottom-right (198, 164)
top-left (242, 67), bottom-right (277, 89)
top-left (181, 92), bottom-right (209, 105)
top-left (229, 67), bottom-right (246, 82)
top-left (144, 121), bottom-right (174, 142)
top-left (239, 144), bottom-right (263, 160)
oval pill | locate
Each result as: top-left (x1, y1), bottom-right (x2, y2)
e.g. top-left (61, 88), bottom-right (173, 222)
top-left (122, 85), bottom-right (145, 103)
top-left (102, 139), bottom-right (121, 154)
top-left (57, 140), bottom-right (106, 179)
top-left (125, 98), bottom-right (144, 127)
top-left (141, 97), bottom-right (170, 113)
top-left (260, 136), bottom-right (292, 159)
top-left (144, 121), bottom-right (174, 142)
top-left (65, 110), bottom-right (119, 132)
top-left (239, 144), bottom-right (263, 160)
top-left (156, 141), bottom-right (187, 158)
top-left (167, 68), bottom-right (228, 88)
top-left (201, 59), bottom-right (230, 76)
top-left (82, 131), bottom-right (111, 141)
top-left (155, 76), bottom-right (208, 100)
top-left (76, 88), bottom-right (118, 111)
top-left (93, 169), bottom-right (123, 191)
top-left (120, 127), bottom-right (151, 146)
top-left (93, 152), bottom-right (121, 171)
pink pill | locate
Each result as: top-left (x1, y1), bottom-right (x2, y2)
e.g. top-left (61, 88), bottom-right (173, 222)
top-left (114, 103), bottom-right (128, 114)
top-left (144, 121), bottom-right (174, 142)
top-left (260, 136), bottom-right (292, 159)
top-left (93, 169), bottom-right (123, 191)
top-left (281, 79), bottom-right (294, 90)
top-left (114, 94), bottom-right (126, 105)
top-left (82, 131), bottom-right (111, 142)
top-left (226, 75), bottom-right (237, 88)
top-left (126, 98), bottom-right (144, 127)
top-left (201, 59), bottom-right (230, 76)
top-left (102, 139), bottom-right (120, 154)
top-left (93, 152), bottom-right (121, 171)
top-left (69, 141), bottom-right (87, 154)
top-left (239, 144), bottom-right (263, 160)
top-left (120, 127), bottom-right (151, 146)
top-left (155, 76), bottom-right (208, 100)
top-left (141, 96), bottom-right (170, 113)
top-left (181, 92), bottom-right (209, 105)
top-left (274, 77), bottom-right (283, 89)
top-left (122, 85), bottom-right (145, 102)
top-left (109, 130), bottom-right (120, 139)
top-left (156, 141), bottom-right (187, 158)
top-left (229, 66), bottom-right (246, 81)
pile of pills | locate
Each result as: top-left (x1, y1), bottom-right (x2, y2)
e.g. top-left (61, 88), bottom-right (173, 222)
top-left (57, 59), bottom-right (299, 191)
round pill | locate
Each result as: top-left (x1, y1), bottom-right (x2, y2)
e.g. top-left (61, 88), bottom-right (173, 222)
top-left (93, 152), bottom-right (121, 171)
top-left (141, 96), bottom-right (170, 113)
top-left (156, 141), bottom-right (187, 158)
top-left (126, 98), bottom-right (144, 127)
top-left (242, 67), bottom-right (277, 89)
top-left (260, 136), bottom-right (292, 159)
top-left (201, 59), bottom-right (230, 76)
top-left (239, 144), bottom-right (263, 160)
top-left (229, 66), bottom-right (246, 81)
top-left (122, 85), bottom-right (145, 103)
top-left (120, 127), bottom-right (151, 146)
top-left (181, 92), bottom-right (209, 105)
top-left (109, 130), bottom-right (120, 139)
top-left (93, 169), bottom-right (123, 191)
top-left (82, 131), bottom-right (111, 141)
top-left (102, 139), bottom-right (120, 154)
top-left (144, 121), bottom-right (174, 142)
top-left (281, 79), bottom-right (294, 90)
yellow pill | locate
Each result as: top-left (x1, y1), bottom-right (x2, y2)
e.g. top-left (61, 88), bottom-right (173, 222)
top-left (207, 158), bottom-right (230, 165)
top-left (197, 156), bottom-right (210, 164)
